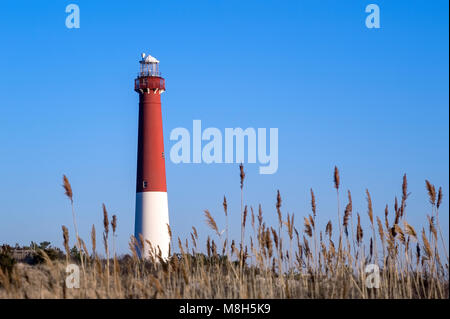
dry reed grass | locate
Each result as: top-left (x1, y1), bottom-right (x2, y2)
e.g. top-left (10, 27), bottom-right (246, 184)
top-left (0, 168), bottom-right (448, 299)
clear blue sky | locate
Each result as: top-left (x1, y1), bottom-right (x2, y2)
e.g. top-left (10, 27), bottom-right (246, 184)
top-left (0, 0), bottom-right (448, 255)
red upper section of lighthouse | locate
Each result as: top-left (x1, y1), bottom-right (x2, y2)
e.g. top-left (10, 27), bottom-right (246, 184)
top-left (135, 76), bottom-right (165, 92)
top-left (135, 54), bottom-right (167, 193)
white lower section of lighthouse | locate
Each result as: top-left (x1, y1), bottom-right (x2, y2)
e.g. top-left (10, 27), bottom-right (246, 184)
top-left (135, 191), bottom-right (170, 259)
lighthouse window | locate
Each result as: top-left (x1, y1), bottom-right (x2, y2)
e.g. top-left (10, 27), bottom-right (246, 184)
top-left (143, 180), bottom-right (148, 189)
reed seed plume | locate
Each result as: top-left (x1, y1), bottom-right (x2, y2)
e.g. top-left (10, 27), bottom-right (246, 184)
top-left (377, 217), bottom-right (384, 242)
top-left (304, 217), bottom-right (312, 238)
top-left (310, 188), bottom-right (316, 218)
top-left (167, 223), bottom-right (172, 240)
top-left (111, 215), bottom-right (117, 234)
top-left (394, 224), bottom-right (405, 244)
top-left (343, 199), bottom-right (351, 228)
top-left (342, 191), bottom-right (352, 239)
top-left (402, 174), bottom-right (408, 198)
top-left (427, 215), bottom-right (437, 241)
top-left (206, 236), bottom-right (211, 257)
top-left (403, 221), bottom-right (417, 240)
top-left (384, 204), bottom-right (389, 230)
top-left (276, 190), bottom-right (282, 226)
top-left (276, 190), bottom-right (282, 210)
top-left (303, 236), bottom-right (310, 257)
top-left (211, 240), bottom-right (217, 256)
top-left (308, 214), bottom-right (315, 229)
top-left (204, 209), bottom-right (219, 236)
top-left (333, 167), bottom-right (343, 249)
top-left (243, 205), bottom-right (248, 228)
top-left (422, 228), bottom-right (432, 259)
top-left (294, 227), bottom-right (299, 241)
top-left (366, 189), bottom-right (373, 225)
top-left (400, 174), bottom-right (408, 217)
top-left (102, 204), bottom-right (109, 235)
top-left (437, 187), bottom-right (443, 210)
top-left (347, 190), bottom-right (352, 210)
top-left (177, 237), bottom-right (184, 255)
top-left (102, 203), bottom-right (110, 290)
top-left (325, 221), bottom-right (332, 239)
top-left (239, 163), bottom-right (245, 190)
top-left (425, 180), bottom-right (436, 206)
top-left (394, 196), bottom-right (401, 227)
top-left (62, 175), bottom-right (73, 203)
top-left (334, 166), bottom-right (340, 190)
top-left (222, 239), bottom-right (227, 255)
top-left (251, 206), bottom-right (255, 229)
top-left (286, 213), bottom-right (294, 240)
top-left (271, 227), bottom-right (279, 249)
top-left (91, 224), bottom-right (96, 255)
top-left (265, 230), bottom-right (273, 256)
top-left (356, 213), bottom-right (363, 244)
top-left (394, 196), bottom-right (398, 216)
top-left (223, 196), bottom-right (228, 216)
top-left (416, 243), bottom-right (421, 265)
top-left (258, 204), bottom-right (263, 226)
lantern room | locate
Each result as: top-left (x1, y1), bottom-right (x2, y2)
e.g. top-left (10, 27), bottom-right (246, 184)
top-left (135, 53), bottom-right (165, 93)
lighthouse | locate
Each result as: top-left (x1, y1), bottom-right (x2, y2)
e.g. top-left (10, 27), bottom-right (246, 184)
top-left (134, 53), bottom-right (170, 258)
